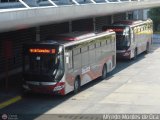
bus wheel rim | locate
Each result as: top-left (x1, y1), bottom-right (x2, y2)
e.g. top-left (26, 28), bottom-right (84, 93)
top-left (102, 66), bottom-right (107, 79)
top-left (74, 80), bottom-right (79, 92)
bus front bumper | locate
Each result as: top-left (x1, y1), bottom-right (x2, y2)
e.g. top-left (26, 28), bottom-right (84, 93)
top-left (116, 50), bottom-right (131, 59)
top-left (23, 81), bottom-right (65, 95)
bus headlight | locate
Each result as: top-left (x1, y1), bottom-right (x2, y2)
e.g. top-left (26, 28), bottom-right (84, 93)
top-left (23, 84), bottom-right (30, 90)
top-left (123, 50), bottom-right (130, 56)
top-left (54, 85), bottom-right (64, 91)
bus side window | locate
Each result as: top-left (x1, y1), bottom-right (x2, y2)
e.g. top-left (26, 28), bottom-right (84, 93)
top-left (73, 48), bottom-right (80, 55)
top-left (81, 46), bottom-right (88, 53)
top-left (143, 26), bottom-right (145, 31)
top-left (135, 29), bottom-right (138, 34)
top-left (138, 27), bottom-right (140, 32)
top-left (81, 46), bottom-right (89, 66)
top-left (67, 51), bottom-right (73, 69)
top-left (101, 40), bottom-right (107, 55)
top-left (110, 39), bottom-right (113, 49)
top-left (109, 39), bottom-right (112, 44)
top-left (96, 41), bottom-right (101, 48)
top-left (101, 40), bottom-right (106, 47)
top-left (108, 39), bottom-right (111, 46)
top-left (141, 26), bottom-right (143, 32)
top-left (95, 42), bottom-right (101, 61)
top-left (73, 48), bottom-right (81, 69)
top-left (105, 39), bottom-right (109, 52)
top-left (89, 43), bottom-right (95, 64)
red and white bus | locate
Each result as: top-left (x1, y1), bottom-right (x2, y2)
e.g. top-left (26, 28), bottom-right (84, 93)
top-left (22, 31), bottom-right (116, 95)
top-left (103, 19), bottom-right (153, 59)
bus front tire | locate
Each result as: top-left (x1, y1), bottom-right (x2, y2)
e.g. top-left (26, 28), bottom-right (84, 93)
top-left (74, 77), bottom-right (80, 94)
top-left (101, 64), bottom-right (107, 80)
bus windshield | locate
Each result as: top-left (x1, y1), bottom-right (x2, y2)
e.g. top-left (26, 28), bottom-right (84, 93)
top-left (103, 26), bottom-right (131, 50)
top-left (116, 33), bottom-right (130, 50)
top-left (114, 27), bottom-right (130, 50)
top-left (23, 46), bottom-right (64, 82)
top-left (27, 55), bottom-right (58, 74)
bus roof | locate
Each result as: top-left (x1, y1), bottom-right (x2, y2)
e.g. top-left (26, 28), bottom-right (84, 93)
top-left (53, 31), bottom-right (96, 41)
top-left (112, 19), bottom-right (152, 27)
top-left (24, 30), bottom-right (115, 47)
top-left (52, 31), bottom-right (115, 46)
top-left (113, 20), bottom-right (143, 25)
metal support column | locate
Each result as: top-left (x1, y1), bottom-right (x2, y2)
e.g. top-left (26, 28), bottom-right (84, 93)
top-left (93, 17), bottom-right (96, 32)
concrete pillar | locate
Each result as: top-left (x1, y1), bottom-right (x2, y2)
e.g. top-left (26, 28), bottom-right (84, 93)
top-left (126, 11), bottom-right (133, 20)
top-left (143, 9), bottom-right (150, 20)
top-left (133, 9), bottom-right (149, 20)
top-left (133, 10), bottom-right (140, 20)
top-left (111, 15), bottom-right (114, 24)
top-left (93, 17), bottom-right (96, 32)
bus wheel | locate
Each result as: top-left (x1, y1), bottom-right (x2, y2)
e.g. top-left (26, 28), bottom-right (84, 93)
top-left (74, 77), bottom-right (80, 94)
top-left (145, 43), bottom-right (150, 54)
top-left (133, 48), bottom-right (137, 59)
top-left (101, 64), bottom-right (107, 79)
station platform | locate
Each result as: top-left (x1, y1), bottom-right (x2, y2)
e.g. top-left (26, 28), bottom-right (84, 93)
top-left (0, 73), bottom-right (22, 109)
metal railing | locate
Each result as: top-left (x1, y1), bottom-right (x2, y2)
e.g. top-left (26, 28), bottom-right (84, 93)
top-left (0, 0), bottom-right (143, 9)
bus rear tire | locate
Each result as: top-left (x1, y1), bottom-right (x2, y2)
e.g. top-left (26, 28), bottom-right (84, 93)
top-left (145, 43), bottom-right (150, 54)
top-left (133, 48), bottom-right (137, 60)
top-left (74, 77), bottom-right (80, 94)
top-left (101, 64), bottom-right (107, 80)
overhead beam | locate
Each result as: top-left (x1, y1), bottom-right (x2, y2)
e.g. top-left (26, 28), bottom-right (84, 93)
top-left (0, 0), bottom-right (160, 32)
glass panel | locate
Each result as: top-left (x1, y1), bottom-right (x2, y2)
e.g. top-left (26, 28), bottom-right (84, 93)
top-left (27, 55), bottom-right (58, 74)
top-left (116, 27), bottom-right (131, 50)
